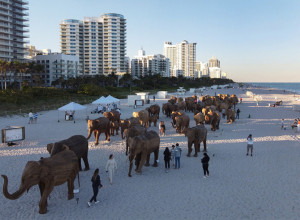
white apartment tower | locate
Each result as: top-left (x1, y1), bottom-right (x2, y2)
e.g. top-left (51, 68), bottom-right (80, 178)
top-left (0, 0), bottom-right (29, 61)
top-left (60, 13), bottom-right (126, 76)
top-left (163, 40), bottom-right (196, 78)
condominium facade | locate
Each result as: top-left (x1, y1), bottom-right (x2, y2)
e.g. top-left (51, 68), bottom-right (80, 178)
top-left (209, 56), bottom-right (220, 68)
top-left (131, 49), bottom-right (170, 78)
top-left (60, 13), bottom-right (126, 76)
top-left (34, 53), bottom-right (79, 86)
top-left (163, 40), bottom-right (196, 78)
top-left (0, 0), bottom-right (29, 61)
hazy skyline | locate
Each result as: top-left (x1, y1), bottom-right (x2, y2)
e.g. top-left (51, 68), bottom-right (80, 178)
top-left (29, 0), bottom-right (300, 82)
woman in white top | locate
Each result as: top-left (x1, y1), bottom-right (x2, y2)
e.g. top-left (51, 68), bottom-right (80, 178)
top-left (105, 154), bottom-right (117, 185)
top-left (247, 134), bottom-right (253, 156)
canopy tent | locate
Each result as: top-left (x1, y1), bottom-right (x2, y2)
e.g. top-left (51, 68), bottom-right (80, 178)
top-left (92, 96), bottom-right (107, 105)
top-left (57, 102), bottom-right (87, 123)
top-left (58, 102), bottom-right (87, 111)
top-left (106, 95), bottom-right (120, 103)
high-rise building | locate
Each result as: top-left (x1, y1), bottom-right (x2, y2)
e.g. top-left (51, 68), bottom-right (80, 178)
top-left (34, 53), bottom-right (79, 86)
top-left (163, 40), bottom-right (196, 78)
top-left (131, 49), bottom-right (170, 78)
top-left (209, 56), bottom-right (220, 68)
top-left (60, 13), bottom-right (126, 76)
top-left (0, 0), bottom-right (29, 61)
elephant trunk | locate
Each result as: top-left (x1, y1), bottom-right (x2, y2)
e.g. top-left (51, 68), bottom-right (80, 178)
top-left (1, 175), bottom-right (27, 200)
top-left (171, 122), bottom-right (176, 128)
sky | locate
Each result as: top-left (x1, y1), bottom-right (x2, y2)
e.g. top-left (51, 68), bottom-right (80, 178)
top-left (28, 0), bottom-right (300, 82)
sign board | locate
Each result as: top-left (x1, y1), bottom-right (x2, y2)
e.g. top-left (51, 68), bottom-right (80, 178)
top-left (135, 100), bottom-right (144, 106)
top-left (2, 126), bottom-right (25, 143)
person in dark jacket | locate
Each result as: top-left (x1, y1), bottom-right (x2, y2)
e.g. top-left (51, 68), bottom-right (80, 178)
top-left (88, 168), bottom-right (103, 207)
top-left (163, 147), bottom-right (171, 172)
top-left (236, 108), bottom-right (240, 119)
top-left (201, 153), bottom-right (210, 178)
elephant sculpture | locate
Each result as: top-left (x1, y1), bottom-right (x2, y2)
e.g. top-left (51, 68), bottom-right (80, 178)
top-left (120, 117), bottom-right (140, 139)
top-left (124, 125), bottom-right (146, 155)
top-left (227, 109), bottom-right (235, 124)
top-left (148, 104), bottom-right (160, 119)
top-left (87, 117), bottom-right (110, 145)
top-left (1, 147), bottom-right (79, 214)
top-left (171, 113), bottom-right (190, 133)
top-left (47, 135), bottom-right (89, 171)
top-left (205, 112), bottom-right (220, 131)
top-left (110, 120), bottom-right (119, 136)
top-left (128, 130), bottom-right (160, 177)
top-left (184, 124), bottom-right (208, 156)
top-left (148, 115), bottom-right (158, 127)
top-left (132, 110), bottom-right (149, 127)
top-left (177, 101), bottom-right (186, 111)
top-left (194, 112), bottom-right (205, 125)
top-left (103, 110), bottom-right (120, 123)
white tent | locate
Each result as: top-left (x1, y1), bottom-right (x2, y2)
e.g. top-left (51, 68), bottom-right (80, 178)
top-left (58, 102), bottom-right (86, 111)
top-left (57, 102), bottom-right (87, 123)
top-left (106, 95), bottom-right (120, 103)
top-left (92, 96), bottom-right (107, 105)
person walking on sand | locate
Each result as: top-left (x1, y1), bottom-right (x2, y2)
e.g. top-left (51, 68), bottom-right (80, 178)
top-left (201, 153), bottom-right (210, 178)
top-left (171, 145), bottom-right (175, 167)
top-left (105, 154), bottom-right (117, 185)
top-left (88, 168), bottom-right (103, 207)
top-left (174, 143), bottom-right (182, 169)
top-left (161, 121), bottom-right (166, 136)
top-left (163, 147), bottom-right (171, 172)
top-left (153, 95), bottom-right (155, 102)
top-left (28, 111), bottom-right (33, 124)
top-left (247, 134), bottom-right (254, 156)
top-left (236, 108), bottom-right (240, 119)
top-left (281, 119), bottom-right (285, 130)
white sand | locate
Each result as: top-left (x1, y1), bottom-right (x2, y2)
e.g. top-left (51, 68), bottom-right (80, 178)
top-left (0, 87), bottom-right (299, 220)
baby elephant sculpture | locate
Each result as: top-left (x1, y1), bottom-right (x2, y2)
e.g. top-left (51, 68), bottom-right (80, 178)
top-left (128, 130), bottom-right (160, 177)
top-left (1, 146), bottom-right (79, 214)
top-left (47, 135), bottom-right (89, 171)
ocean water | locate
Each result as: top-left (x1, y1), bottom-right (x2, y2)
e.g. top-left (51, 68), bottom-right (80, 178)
top-left (249, 82), bottom-right (300, 94)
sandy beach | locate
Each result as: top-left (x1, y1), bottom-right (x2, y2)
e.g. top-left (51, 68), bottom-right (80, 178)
top-left (0, 87), bottom-right (299, 220)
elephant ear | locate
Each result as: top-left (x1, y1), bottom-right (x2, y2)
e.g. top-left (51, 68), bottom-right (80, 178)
top-left (46, 143), bottom-right (54, 154)
top-left (61, 144), bottom-right (70, 151)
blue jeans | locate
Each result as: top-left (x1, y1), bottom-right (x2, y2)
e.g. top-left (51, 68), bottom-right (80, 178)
top-left (175, 157), bottom-right (180, 169)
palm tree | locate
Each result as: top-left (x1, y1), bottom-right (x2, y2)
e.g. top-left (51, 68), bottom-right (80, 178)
top-left (0, 60), bottom-right (7, 90)
top-left (14, 61), bottom-right (29, 91)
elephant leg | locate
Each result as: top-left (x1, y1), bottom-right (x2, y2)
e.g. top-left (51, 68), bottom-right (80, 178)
top-left (38, 182), bottom-right (46, 206)
top-left (153, 149), bottom-right (159, 167)
top-left (145, 154), bottom-right (150, 167)
top-left (137, 152), bottom-right (147, 173)
top-left (67, 178), bottom-right (75, 200)
top-left (105, 131), bottom-right (110, 141)
top-left (95, 131), bottom-right (100, 145)
top-left (83, 153), bottom-right (90, 171)
top-left (135, 153), bottom-right (141, 171)
top-left (126, 140), bottom-right (129, 156)
top-left (128, 154), bottom-right (135, 177)
top-left (78, 158), bottom-right (82, 171)
top-left (39, 182), bottom-right (54, 214)
top-left (194, 141), bottom-right (199, 157)
top-left (203, 139), bottom-right (207, 152)
top-left (187, 141), bottom-right (192, 157)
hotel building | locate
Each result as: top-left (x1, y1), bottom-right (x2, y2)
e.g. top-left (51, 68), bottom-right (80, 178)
top-left (0, 0), bottom-right (29, 61)
top-left (131, 49), bottom-right (170, 78)
top-left (163, 40), bottom-right (196, 78)
top-left (60, 13), bottom-right (126, 76)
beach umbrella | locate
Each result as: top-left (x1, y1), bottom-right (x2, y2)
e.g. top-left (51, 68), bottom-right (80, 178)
top-left (57, 102), bottom-right (87, 123)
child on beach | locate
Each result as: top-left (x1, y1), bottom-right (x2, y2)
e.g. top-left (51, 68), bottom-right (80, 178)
top-left (247, 134), bottom-right (253, 156)
top-left (33, 112), bottom-right (38, 123)
top-left (159, 121), bottom-right (166, 136)
top-left (105, 154), bottom-right (117, 185)
top-left (163, 147), bottom-right (171, 172)
top-left (201, 153), bottom-right (210, 178)
top-left (28, 111), bottom-right (33, 124)
top-left (88, 168), bottom-right (103, 207)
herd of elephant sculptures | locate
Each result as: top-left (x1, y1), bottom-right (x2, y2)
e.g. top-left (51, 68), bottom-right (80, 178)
top-left (1, 93), bottom-right (238, 214)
